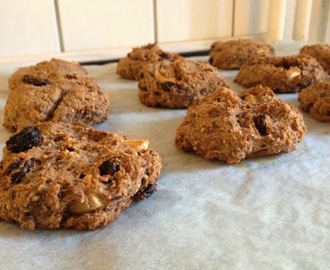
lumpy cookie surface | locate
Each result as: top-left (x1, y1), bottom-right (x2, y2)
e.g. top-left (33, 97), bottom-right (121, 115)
top-left (175, 85), bottom-right (306, 164)
top-left (3, 58), bottom-right (110, 131)
top-left (116, 43), bottom-right (181, 80)
top-left (234, 55), bottom-right (326, 93)
top-left (0, 122), bottom-right (162, 230)
top-left (300, 44), bottom-right (330, 74)
top-left (298, 79), bottom-right (330, 122)
top-left (138, 59), bottom-right (229, 108)
top-left (209, 39), bottom-right (275, 70)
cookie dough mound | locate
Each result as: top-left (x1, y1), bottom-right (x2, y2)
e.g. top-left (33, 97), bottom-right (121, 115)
top-left (298, 79), bottom-right (330, 122)
top-left (138, 59), bottom-right (229, 108)
top-left (116, 43), bottom-right (182, 80)
top-left (3, 58), bottom-right (110, 132)
top-left (175, 85), bottom-right (306, 164)
top-left (209, 39), bottom-right (275, 70)
top-left (234, 55), bottom-right (326, 93)
top-left (0, 122), bottom-right (162, 230)
top-left (300, 44), bottom-right (330, 74)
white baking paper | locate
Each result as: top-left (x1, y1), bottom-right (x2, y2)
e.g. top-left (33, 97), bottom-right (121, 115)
top-left (0, 51), bottom-right (329, 270)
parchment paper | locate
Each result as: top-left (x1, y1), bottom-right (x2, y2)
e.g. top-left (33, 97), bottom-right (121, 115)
top-left (0, 48), bottom-right (329, 270)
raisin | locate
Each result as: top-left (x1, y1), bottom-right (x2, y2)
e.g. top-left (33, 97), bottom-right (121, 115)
top-left (254, 114), bottom-right (268, 136)
top-left (297, 80), bottom-right (312, 90)
top-left (142, 184), bottom-right (156, 198)
top-left (99, 159), bottom-right (120, 176)
top-left (9, 159), bottom-right (39, 184)
top-left (159, 52), bottom-right (171, 60)
top-left (134, 184), bottom-right (157, 201)
top-left (6, 126), bottom-right (43, 153)
top-left (22, 75), bottom-right (50, 86)
top-left (5, 159), bottom-right (23, 175)
top-left (161, 81), bottom-right (179, 92)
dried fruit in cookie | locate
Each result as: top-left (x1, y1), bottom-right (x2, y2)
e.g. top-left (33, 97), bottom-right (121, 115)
top-left (176, 85), bottom-right (306, 164)
top-left (134, 183), bottom-right (157, 201)
top-left (0, 122), bottom-right (162, 230)
top-left (254, 114), bottom-right (268, 136)
top-left (138, 59), bottom-right (229, 108)
top-left (22, 75), bottom-right (50, 86)
top-left (234, 55), bottom-right (327, 93)
top-left (6, 126), bottom-right (43, 153)
top-left (3, 58), bottom-right (110, 131)
top-left (7, 159), bottom-right (40, 184)
top-left (99, 159), bottom-right (120, 176)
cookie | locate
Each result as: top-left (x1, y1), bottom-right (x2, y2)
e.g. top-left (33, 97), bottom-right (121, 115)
top-left (138, 58), bottom-right (229, 108)
top-left (234, 55), bottom-right (327, 93)
top-left (3, 58), bottom-right (110, 132)
top-left (300, 44), bottom-right (330, 74)
top-left (0, 122), bottom-right (162, 230)
top-left (116, 43), bottom-right (182, 80)
top-left (175, 85), bottom-right (306, 164)
top-left (298, 79), bottom-right (330, 122)
top-left (209, 39), bottom-right (275, 70)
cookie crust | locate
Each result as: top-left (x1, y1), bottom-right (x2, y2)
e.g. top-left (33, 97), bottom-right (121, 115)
top-left (234, 55), bottom-right (326, 93)
top-left (300, 44), bottom-right (330, 74)
top-left (138, 59), bottom-right (229, 108)
top-left (116, 43), bottom-right (181, 80)
top-left (298, 79), bottom-right (330, 122)
top-left (3, 58), bottom-right (110, 131)
top-left (0, 122), bottom-right (162, 230)
top-left (176, 85), bottom-right (306, 164)
top-left (209, 39), bottom-right (275, 70)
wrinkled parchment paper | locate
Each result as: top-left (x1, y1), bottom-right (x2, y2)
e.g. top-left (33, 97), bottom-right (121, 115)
top-left (0, 46), bottom-right (329, 270)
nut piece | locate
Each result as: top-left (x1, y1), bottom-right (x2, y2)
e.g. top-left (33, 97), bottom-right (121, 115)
top-left (154, 70), bottom-right (167, 83)
top-left (67, 194), bottom-right (105, 214)
top-left (242, 94), bottom-right (258, 104)
top-left (154, 70), bottom-right (175, 84)
top-left (31, 195), bottom-right (40, 202)
top-left (124, 139), bottom-right (149, 151)
top-left (287, 67), bottom-right (301, 79)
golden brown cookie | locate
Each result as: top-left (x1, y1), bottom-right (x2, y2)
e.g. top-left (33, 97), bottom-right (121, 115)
top-left (116, 43), bottom-right (182, 80)
top-left (3, 58), bottom-right (110, 132)
top-left (234, 55), bottom-right (327, 93)
top-left (298, 79), bottom-right (330, 122)
top-left (209, 39), bottom-right (275, 70)
top-left (137, 58), bottom-right (229, 108)
top-left (300, 44), bottom-right (330, 74)
top-left (176, 85), bottom-right (306, 164)
top-left (0, 122), bottom-right (162, 230)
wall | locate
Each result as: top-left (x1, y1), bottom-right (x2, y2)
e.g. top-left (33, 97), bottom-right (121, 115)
top-left (0, 0), bottom-right (329, 65)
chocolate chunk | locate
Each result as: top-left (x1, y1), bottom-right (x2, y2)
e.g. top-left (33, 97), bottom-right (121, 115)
top-left (99, 159), bottom-right (120, 176)
top-left (6, 126), bottom-right (43, 153)
top-left (22, 75), bottom-right (50, 86)
top-left (254, 114), bottom-right (268, 136)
